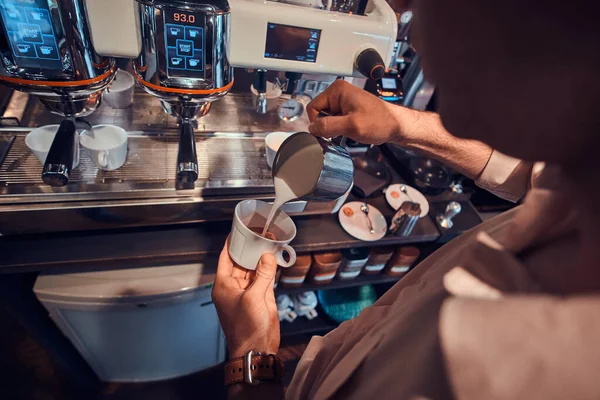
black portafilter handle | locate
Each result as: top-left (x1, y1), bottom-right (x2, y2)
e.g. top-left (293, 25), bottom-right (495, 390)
top-left (42, 119), bottom-right (77, 187)
top-left (177, 119), bottom-right (198, 184)
top-left (355, 48), bottom-right (386, 80)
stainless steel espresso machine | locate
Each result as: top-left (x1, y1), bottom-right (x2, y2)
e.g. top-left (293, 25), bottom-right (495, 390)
top-left (0, 0), bottom-right (399, 234)
top-left (0, 0), bottom-right (116, 186)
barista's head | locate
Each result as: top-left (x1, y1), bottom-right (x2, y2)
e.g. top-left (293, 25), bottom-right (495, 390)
top-left (408, 0), bottom-right (600, 164)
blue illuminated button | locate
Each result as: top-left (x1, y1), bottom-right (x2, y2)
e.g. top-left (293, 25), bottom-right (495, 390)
top-left (185, 26), bottom-right (203, 49)
top-left (167, 47), bottom-right (185, 69)
top-left (1, 4), bottom-right (23, 32)
top-left (24, 7), bottom-right (53, 35)
top-left (176, 39), bottom-right (193, 56)
top-left (35, 35), bottom-right (59, 59)
top-left (186, 50), bottom-right (203, 71)
top-left (308, 39), bottom-right (317, 50)
top-left (18, 22), bottom-right (43, 43)
top-left (165, 24), bottom-right (184, 47)
top-left (12, 39), bottom-right (37, 58)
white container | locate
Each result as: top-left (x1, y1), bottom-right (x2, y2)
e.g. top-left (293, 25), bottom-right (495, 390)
top-left (34, 262), bottom-right (225, 382)
top-left (80, 125), bottom-right (128, 171)
top-left (25, 124), bottom-right (80, 167)
top-left (250, 81), bottom-right (282, 112)
top-left (103, 69), bottom-right (135, 109)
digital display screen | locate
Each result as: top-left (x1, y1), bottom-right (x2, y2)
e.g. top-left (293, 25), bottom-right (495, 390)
top-left (0, 0), bottom-right (62, 70)
top-left (381, 78), bottom-right (397, 90)
top-left (164, 9), bottom-right (204, 79)
top-left (264, 23), bottom-right (320, 63)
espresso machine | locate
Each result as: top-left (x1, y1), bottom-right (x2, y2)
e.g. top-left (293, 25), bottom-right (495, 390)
top-left (84, 0), bottom-right (396, 185)
top-left (0, 0), bottom-right (115, 186)
top-left (0, 0), bottom-right (399, 234)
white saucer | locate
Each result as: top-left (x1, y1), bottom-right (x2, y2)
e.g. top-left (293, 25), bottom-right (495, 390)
top-left (338, 201), bottom-right (387, 242)
top-left (385, 183), bottom-right (429, 218)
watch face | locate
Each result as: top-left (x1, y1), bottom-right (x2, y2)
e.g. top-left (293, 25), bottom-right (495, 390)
top-left (278, 99), bottom-right (304, 122)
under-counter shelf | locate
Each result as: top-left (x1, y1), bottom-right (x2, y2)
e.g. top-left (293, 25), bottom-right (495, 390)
top-left (276, 273), bottom-right (403, 295)
top-left (0, 195), bottom-right (439, 273)
top-left (280, 314), bottom-right (337, 338)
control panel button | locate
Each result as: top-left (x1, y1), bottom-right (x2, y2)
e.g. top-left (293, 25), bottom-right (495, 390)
top-left (35, 35), bottom-right (59, 59)
top-left (18, 22), bottom-right (43, 43)
top-left (24, 7), bottom-right (52, 35)
top-left (185, 26), bottom-right (203, 49)
top-left (167, 47), bottom-right (185, 69)
top-left (11, 37), bottom-right (37, 58)
top-left (1, 4), bottom-right (22, 32)
top-left (176, 39), bottom-right (193, 57)
top-left (165, 23), bottom-right (184, 47)
top-left (186, 50), bottom-right (203, 71)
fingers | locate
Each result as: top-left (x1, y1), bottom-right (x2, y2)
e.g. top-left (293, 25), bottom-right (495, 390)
top-left (308, 115), bottom-right (357, 139)
top-left (249, 253), bottom-right (277, 295)
top-left (306, 80), bottom-right (348, 121)
top-left (216, 236), bottom-right (234, 279)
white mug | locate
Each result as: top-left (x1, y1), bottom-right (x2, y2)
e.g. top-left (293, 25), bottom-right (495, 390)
top-left (250, 81), bottom-right (282, 112)
top-left (25, 124), bottom-right (80, 167)
top-left (80, 124), bottom-right (128, 171)
top-left (265, 131), bottom-right (293, 169)
top-left (229, 200), bottom-right (297, 270)
top-left (103, 69), bottom-right (135, 109)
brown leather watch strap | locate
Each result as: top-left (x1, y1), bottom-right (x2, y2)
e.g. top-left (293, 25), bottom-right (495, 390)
top-left (225, 353), bottom-right (285, 386)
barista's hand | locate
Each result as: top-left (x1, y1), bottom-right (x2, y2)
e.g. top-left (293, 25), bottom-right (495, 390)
top-left (307, 80), bottom-right (422, 145)
top-left (212, 239), bottom-right (280, 359)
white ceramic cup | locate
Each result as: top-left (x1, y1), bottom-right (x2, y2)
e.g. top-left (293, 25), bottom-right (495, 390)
top-left (80, 124), bottom-right (128, 171)
top-left (250, 81), bottom-right (283, 112)
top-left (103, 69), bottom-right (135, 109)
top-left (265, 131), bottom-right (293, 169)
top-left (229, 200), bottom-right (297, 270)
top-left (25, 124), bottom-right (80, 167)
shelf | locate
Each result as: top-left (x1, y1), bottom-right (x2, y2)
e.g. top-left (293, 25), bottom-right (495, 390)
top-left (276, 273), bottom-right (402, 295)
top-left (280, 314), bottom-right (337, 338)
top-left (0, 196), bottom-right (439, 274)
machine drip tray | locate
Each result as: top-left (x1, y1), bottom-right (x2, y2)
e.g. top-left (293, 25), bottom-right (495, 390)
top-left (0, 130), bottom-right (275, 204)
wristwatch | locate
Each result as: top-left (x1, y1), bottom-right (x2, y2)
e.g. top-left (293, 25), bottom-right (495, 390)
top-left (224, 350), bottom-right (285, 386)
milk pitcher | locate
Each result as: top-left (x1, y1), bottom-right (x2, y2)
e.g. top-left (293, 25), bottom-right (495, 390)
top-left (272, 132), bottom-right (354, 201)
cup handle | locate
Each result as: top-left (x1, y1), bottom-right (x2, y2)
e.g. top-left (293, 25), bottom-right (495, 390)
top-left (98, 151), bottom-right (108, 168)
top-left (276, 245), bottom-right (296, 268)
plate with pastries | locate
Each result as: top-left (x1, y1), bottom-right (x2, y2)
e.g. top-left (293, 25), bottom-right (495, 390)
top-left (384, 183), bottom-right (429, 218)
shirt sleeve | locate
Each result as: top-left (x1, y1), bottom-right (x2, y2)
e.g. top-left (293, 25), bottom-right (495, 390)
top-left (440, 296), bottom-right (600, 400)
top-left (475, 150), bottom-right (534, 202)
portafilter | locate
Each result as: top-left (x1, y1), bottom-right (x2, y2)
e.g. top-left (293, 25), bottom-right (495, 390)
top-left (0, 0), bottom-right (116, 186)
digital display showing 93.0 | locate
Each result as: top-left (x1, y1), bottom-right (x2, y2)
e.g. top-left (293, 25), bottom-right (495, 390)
top-left (0, 0), bottom-right (62, 70)
top-left (164, 9), bottom-right (205, 78)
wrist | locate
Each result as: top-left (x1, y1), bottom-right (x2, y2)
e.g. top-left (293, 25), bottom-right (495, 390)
top-left (228, 342), bottom-right (272, 359)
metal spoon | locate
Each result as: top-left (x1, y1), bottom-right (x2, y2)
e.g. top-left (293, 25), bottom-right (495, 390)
top-left (399, 183), bottom-right (414, 202)
top-left (360, 203), bottom-right (376, 234)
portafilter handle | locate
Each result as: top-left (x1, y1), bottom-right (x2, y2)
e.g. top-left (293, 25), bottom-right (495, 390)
top-left (42, 119), bottom-right (77, 187)
top-left (177, 119), bottom-right (199, 184)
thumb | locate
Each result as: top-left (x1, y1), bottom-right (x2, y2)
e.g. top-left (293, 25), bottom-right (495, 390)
top-left (249, 253), bottom-right (277, 294)
top-left (308, 115), bottom-right (355, 139)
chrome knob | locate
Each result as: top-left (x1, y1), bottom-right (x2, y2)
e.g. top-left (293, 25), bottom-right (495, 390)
top-left (436, 201), bottom-right (461, 229)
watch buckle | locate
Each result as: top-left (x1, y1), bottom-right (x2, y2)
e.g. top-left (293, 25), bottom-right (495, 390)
top-left (244, 350), bottom-right (263, 385)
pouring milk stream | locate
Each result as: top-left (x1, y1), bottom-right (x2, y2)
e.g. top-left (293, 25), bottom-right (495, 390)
top-left (262, 140), bottom-right (324, 236)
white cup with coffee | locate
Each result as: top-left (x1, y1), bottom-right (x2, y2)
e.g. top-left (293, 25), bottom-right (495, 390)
top-left (229, 199), bottom-right (297, 270)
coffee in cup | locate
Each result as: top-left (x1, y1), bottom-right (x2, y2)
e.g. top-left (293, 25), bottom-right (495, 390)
top-left (229, 200), bottom-right (297, 270)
